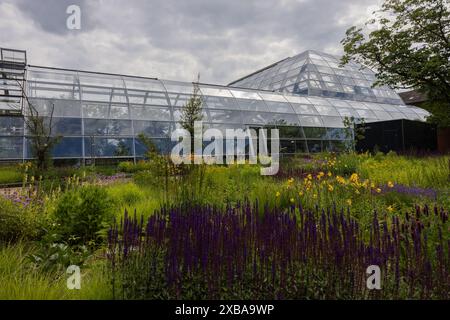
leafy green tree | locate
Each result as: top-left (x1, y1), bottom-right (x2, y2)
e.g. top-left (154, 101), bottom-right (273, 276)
top-left (341, 0), bottom-right (450, 127)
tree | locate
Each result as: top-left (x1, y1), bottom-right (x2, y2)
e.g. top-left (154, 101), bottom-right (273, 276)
top-left (341, 0), bottom-right (450, 127)
top-left (17, 80), bottom-right (61, 170)
top-left (180, 74), bottom-right (203, 150)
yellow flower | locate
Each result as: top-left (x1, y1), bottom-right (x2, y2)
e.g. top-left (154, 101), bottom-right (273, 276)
top-left (327, 184), bottom-right (334, 192)
top-left (298, 191), bottom-right (304, 196)
top-left (350, 173), bottom-right (359, 183)
top-left (387, 205), bottom-right (394, 213)
top-left (313, 193), bottom-right (318, 199)
top-left (346, 199), bottom-right (352, 206)
top-left (376, 188), bottom-right (381, 193)
top-left (307, 173), bottom-right (313, 180)
top-left (387, 181), bottom-right (394, 188)
top-left (327, 171), bottom-right (332, 177)
top-left (275, 191), bottom-right (281, 198)
top-left (290, 198), bottom-right (295, 203)
top-left (336, 175), bottom-right (346, 185)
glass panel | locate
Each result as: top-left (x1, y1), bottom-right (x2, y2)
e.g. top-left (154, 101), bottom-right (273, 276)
top-left (296, 140), bottom-right (308, 153)
top-left (173, 108), bottom-right (209, 122)
top-left (230, 90), bottom-right (263, 100)
top-left (321, 116), bottom-right (345, 128)
top-left (79, 74), bottom-right (124, 89)
top-left (327, 128), bottom-right (348, 140)
top-left (53, 137), bottom-right (82, 157)
top-left (303, 127), bottom-right (327, 139)
top-left (135, 138), bottom-right (169, 155)
top-left (81, 87), bottom-right (112, 102)
top-left (110, 105), bottom-right (130, 119)
top-left (167, 93), bottom-right (192, 107)
top-left (264, 101), bottom-right (295, 113)
top-left (208, 110), bottom-right (243, 124)
top-left (110, 89), bottom-right (128, 103)
top-left (203, 96), bottom-right (239, 110)
top-left (145, 91), bottom-right (169, 106)
top-left (130, 105), bottom-right (171, 121)
top-left (307, 140), bottom-right (322, 153)
top-left (162, 80), bottom-right (193, 94)
top-left (355, 109), bottom-right (376, 119)
top-left (124, 78), bottom-right (166, 92)
top-left (85, 138), bottom-right (133, 157)
top-left (290, 103), bottom-right (318, 115)
top-left (337, 108), bottom-right (359, 118)
top-left (51, 117), bottom-right (82, 135)
top-left (84, 119), bottom-right (132, 135)
top-left (280, 140), bottom-right (296, 153)
top-left (235, 98), bottom-right (268, 112)
top-left (313, 105), bottom-right (339, 116)
top-left (278, 126), bottom-right (305, 139)
top-left (199, 86), bottom-right (233, 97)
top-left (240, 111), bottom-right (268, 124)
top-left (298, 115), bottom-right (324, 127)
top-left (0, 116), bottom-right (23, 136)
top-left (30, 99), bottom-right (81, 117)
top-left (0, 137), bottom-right (22, 158)
top-left (265, 113), bottom-right (301, 126)
top-left (133, 120), bottom-right (171, 137)
top-left (82, 103), bottom-right (109, 118)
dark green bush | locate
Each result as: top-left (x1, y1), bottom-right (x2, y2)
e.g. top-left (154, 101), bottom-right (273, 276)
top-left (53, 185), bottom-right (114, 244)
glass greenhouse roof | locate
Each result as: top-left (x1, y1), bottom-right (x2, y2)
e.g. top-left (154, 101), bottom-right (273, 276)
top-left (25, 65), bottom-right (429, 130)
top-left (229, 50), bottom-right (405, 105)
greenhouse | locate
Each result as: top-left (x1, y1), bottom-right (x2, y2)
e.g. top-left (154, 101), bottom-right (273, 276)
top-left (0, 48), bottom-right (430, 162)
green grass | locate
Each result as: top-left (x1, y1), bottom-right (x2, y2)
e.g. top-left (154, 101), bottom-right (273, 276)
top-left (0, 243), bottom-right (112, 300)
top-left (0, 166), bottom-right (22, 184)
top-left (357, 154), bottom-right (449, 189)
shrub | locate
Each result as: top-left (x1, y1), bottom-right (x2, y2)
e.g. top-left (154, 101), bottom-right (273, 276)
top-left (107, 182), bottom-right (145, 207)
top-left (118, 161), bottom-right (152, 173)
top-left (0, 198), bottom-right (45, 243)
top-left (53, 185), bottom-right (114, 244)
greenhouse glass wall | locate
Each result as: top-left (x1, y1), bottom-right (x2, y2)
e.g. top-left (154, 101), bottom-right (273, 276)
top-left (0, 48), bottom-right (430, 162)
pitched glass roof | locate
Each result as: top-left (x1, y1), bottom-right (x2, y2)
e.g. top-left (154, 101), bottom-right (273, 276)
top-left (229, 50), bottom-right (405, 105)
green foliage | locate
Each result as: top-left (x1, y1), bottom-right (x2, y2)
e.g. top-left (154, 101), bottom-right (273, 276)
top-left (53, 185), bottom-right (114, 244)
top-left (0, 198), bottom-right (45, 243)
top-left (107, 182), bottom-right (145, 207)
top-left (28, 233), bottom-right (91, 273)
top-left (180, 77), bottom-right (203, 138)
top-left (341, 0), bottom-right (450, 127)
top-left (0, 166), bottom-right (22, 184)
top-left (0, 243), bottom-right (112, 299)
top-left (117, 161), bottom-right (152, 173)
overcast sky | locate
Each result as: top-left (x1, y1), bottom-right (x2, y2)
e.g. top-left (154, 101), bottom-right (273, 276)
top-left (0, 0), bottom-right (381, 84)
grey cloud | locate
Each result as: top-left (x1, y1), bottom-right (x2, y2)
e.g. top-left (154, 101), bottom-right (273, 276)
top-left (1, 0), bottom-right (380, 84)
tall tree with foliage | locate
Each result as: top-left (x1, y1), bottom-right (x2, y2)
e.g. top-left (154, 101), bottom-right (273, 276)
top-left (341, 0), bottom-right (450, 127)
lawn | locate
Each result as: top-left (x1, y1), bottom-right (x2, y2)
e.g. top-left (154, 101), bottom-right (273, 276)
top-left (0, 152), bottom-right (449, 299)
